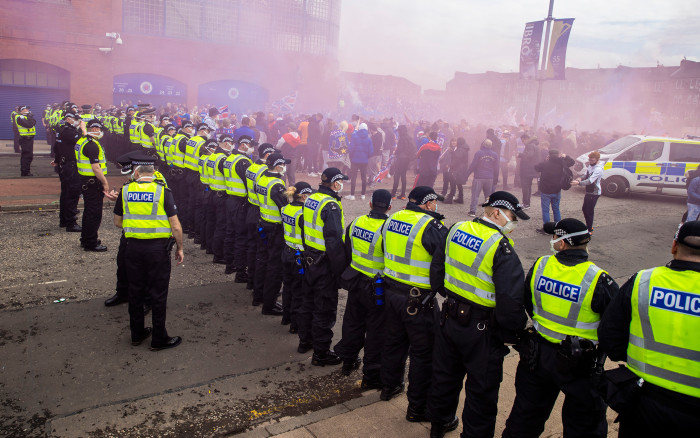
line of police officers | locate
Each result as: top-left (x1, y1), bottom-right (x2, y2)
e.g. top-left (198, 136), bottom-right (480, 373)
top-left (39, 100), bottom-right (700, 434)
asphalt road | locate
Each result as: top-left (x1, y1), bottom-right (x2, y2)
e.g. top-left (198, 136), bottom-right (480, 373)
top-left (0, 173), bottom-right (688, 437)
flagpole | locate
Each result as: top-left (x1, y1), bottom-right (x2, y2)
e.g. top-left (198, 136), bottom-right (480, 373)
top-left (532, 0), bottom-right (555, 131)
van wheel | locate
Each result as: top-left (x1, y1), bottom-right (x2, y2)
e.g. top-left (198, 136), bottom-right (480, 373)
top-left (603, 176), bottom-right (628, 198)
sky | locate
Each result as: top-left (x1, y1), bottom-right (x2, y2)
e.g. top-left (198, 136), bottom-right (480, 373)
top-left (338, 0), bottom-right (700, 90)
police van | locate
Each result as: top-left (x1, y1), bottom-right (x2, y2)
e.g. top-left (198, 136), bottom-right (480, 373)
top-left (573, 135), bottom-right (700, 198)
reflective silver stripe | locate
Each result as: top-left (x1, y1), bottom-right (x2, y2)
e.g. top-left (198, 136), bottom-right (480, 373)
top-left (286, 209), bottom-right (304, 244)
top-left (123, 214), bottom-right (169, 221)
top-left (123, 227), bottom-right (172, 234)
top-left (385, 253), bottom-right (430, 269)
top-left (404, 215), bottom-right (432, 260)
top-left (444, 273), bottom-right (496, 302)
top-left (384, 268), bottom-right (430, 286)
top-left (445, 255), bottom-right (495, 284)
top-left (532, 256), bottom-right (602, 330)
top-left (352, 248), bottom-right (384, 263)
top-left (227, 187), bottom-right (246, 194)
top-left (627, 357), bottom-right (700, 389)
top-left (307, 197), bottom-right (334, 234)
top-left (631, 269), bottom-right (700, 363)
top-left (305, 235), bottom-right (324, 245)
top-left (260, 178), bottom-right (284, 221)
top-left (533, 320), bottom-right (567, 341)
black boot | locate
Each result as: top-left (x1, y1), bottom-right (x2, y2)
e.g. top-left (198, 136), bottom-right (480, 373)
top-left (341, 357), bottom-right (361, 376)
top-left (311, 350), bottom-right (342, 366)
top-left (430, 417), bottom-right (459, 438)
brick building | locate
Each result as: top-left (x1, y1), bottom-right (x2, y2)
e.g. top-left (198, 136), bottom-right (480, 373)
top-left (0, 0), bottom-right (342, 140)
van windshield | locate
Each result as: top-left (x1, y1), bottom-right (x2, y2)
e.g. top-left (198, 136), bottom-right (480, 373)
top-left (598, 136), bottom-right (640, 155)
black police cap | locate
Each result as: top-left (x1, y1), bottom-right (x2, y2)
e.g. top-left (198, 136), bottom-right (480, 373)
top-left (372, 189), bottom-right (392, 209)
top-left (266, 152), bottom-right (291, 168)
top-left (481, 191), bottom-right (529, 220)
top-left (543, 218), bottom-right (590, 245)
top-left (675, 220), bottom-right (700, 250)
top-left (321, 167), bottom-right (350, 184)
top-left (408, 186), bottom-right (444, 205)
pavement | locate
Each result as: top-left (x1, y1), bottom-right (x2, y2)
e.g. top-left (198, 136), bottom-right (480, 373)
top-left (0, 140), bottom-right (689, 437)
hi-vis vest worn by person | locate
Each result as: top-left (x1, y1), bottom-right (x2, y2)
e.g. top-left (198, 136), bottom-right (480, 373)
top-left (349, 215), bottom-right (386, 278)
top-left (129, 119), bottom-right (143, 144)
top-left (75, 137), bottom-right (107, 176)
top-left (169, 134), bottom-right (187, 168)
top-left (159, 134), bottom-right (172, 163)
top-left (222, 153), bottom-right (250, 197)
top-left (184, 135), bottom-right (206, 171)
top-left (256, 174), bottom-right (285, 223)
top-left (198, 154), bottom-right (210, 185)
top-left (206, 153), bottom-right (227, 191)
top-left (627, 266), bottom-right (700, 398)
top-left (121, 181), bottom-right (172, 239)
top-left (303, 192), bottom-right (344, 252)
top-left (245, 162), bottom-right (267, 206)
top-left (282, 204), bottom-right (304, 250)
top-left (383, 209), bottom-right (434, 288)
top-left (15, 114), bottom-right (36, 136)
top-left (444, 220), bottom-right (508, 307)
top-left (530, 255), bottom-right (604, 343)
top-left (140, 122), bottom-right (155, 149)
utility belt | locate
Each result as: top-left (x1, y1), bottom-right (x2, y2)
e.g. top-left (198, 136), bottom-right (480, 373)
top-left (169, 167), bottom-right (184, 176)
top-left (215, 190), bottom-right (228, 198)
top-left (521, 328), bottom-right (601, 377)
top-left (303, 247), bottom-right (326, 267)
top-left (286, 245), bottom-right (306, 275)
top-left (384, 277), bottom-right (434, 315)
top-left (80, 176), bottom-right (103, 190)
top-left (442, 295), bottom-right (494, 329)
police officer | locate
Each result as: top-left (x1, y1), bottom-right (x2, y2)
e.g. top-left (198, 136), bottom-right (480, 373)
top-left (113, 154), bottom-right (183, 350)
top-left (334, 189), bottom-right (392, 388)
top-left (297, 167), bottom-right (349, 366)
top-left (15, 105), bottom-right (37, 176)
top-left (53, 111), bottom-right (84, 231)
top-left (196, 139), bottom-right (216, 252)
top-left (158, 124), bottom-right (177, 169)
top-left (280, 181), bottom-right (313, 332)
top-left (379, 186), bottom-right (448, 423)
top-left (168, 121), bottom-right (193, 230)
top-left (503, 218), bottom-right (619, 438)
top-left (139, 108), bottom-right (158, 156)
top-left (254, 152), bottom-right (291, 315)
top-left (80, 104), bottom-right (95, 123)
top-left (222, 134), bottom-right (252, 277)
top-left (204, 138), bottom-right (231, 263)
top-left (182, 123), bottom-right (211, 237)
top-left (598, 220), bottom-right (700, 436)
top-left (76, 120), bottom-right (113, 251)
top-left (427, 191), bottom-right (529, 437)
top-left (246, 141), bottom-right (274, 294)
top-left (104, 151), bottom-right (159, 310)
top-left (123, 106), bottom-right (136, 151)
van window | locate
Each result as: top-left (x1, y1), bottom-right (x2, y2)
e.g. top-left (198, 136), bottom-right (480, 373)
top-left (617, 141), bottom-right (664, 161)
top-left (669, 143), bottom-right (700, 162)
top-left (598, 135), bottom-right (640, 155)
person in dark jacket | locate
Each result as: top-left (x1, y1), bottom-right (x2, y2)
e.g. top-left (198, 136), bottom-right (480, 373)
top-left (440, 138), bottom-right (457, 203)
top-left (534, 149), bottom-right (575, 233)
top-left (347, 123), bottom-right (373, 200)
top-left (391, 125), bottom-right (413, 200)
top-left (519, 136), bottom-right (540, 208)
top-left (487, 128), bottom-right (502, 185)
top-left (368, 123), bottom-right (383, 186)
top-left (465, 139), bottom-right (499, 216)
top-left (414, 132), bottom-right (441, 189)
top-left (307, 113), bottom-right (324, 176)
top-left (450, 137), bottom-right (470, 204)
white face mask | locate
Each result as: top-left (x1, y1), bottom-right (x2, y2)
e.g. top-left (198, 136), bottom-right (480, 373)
top-left (70, 120), bottom-right (80, 128)
top-left (549, 230), bottom-right (590, 253)
top-left (88, 131), bottom-right (103, 139)
top-left (239, 146), bottom-right (251, 156)
top-left (433, 201), bottom-right (438, 213)
top-left (498, 209), bottom-right (517, 234)
top-left (277, 165), bottom-right (287, 174)
top-left (336, 181), bottom-right (344, 194)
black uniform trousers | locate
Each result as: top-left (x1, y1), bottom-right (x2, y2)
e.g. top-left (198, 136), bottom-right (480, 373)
top-left (168, 169), bottom-right (184, 215)
top-left (13, 127), bottom-right (20, 153)
top-left (246, 205), bottom-right (261, 290)
top-left (256, 222), bottom-right (284, 311)
top-left (19, 135), bottom-right (34, 175)
top-left (618, 383), bottom-right (700, 437)
top-left (281, 246), bottom-right (303, 329)
top-left (297, 255), bottom-right (339, 354)
top-left (224, 196), bottom-right (248, 271)
top-left (115, 233), bottom-right (129, 300)
top-left (58, 161), bottom-right (81, 227)
top-left (381, 284), bottom-right (436, 413)
top-left (194, 184), bottom-right (208, 242)
top-left (427, 304), bottom-right (508, 438)
top-left (333, 273), bottom-right (386, 380)
top-left (502, 338), bottom-right (607, 438)
top-left (79, 177), bottom-right (104, 248)
top-left (209, 191), bottom-right (228, 260)
top-left (125, 238), bottom-right (172, 345)
top-left (181, 170), bottom-right (198, 232)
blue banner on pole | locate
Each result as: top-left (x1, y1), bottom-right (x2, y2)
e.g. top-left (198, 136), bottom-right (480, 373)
top-left (546, 18), bottom-right (575, 80)
top-left (519, 21), bottom-right (544, 80)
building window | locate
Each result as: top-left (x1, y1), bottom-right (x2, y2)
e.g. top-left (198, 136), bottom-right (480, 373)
top-left (123, 0), bottom-right (164, 36)
top-left (0, 59), bottom-right (69, 88)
